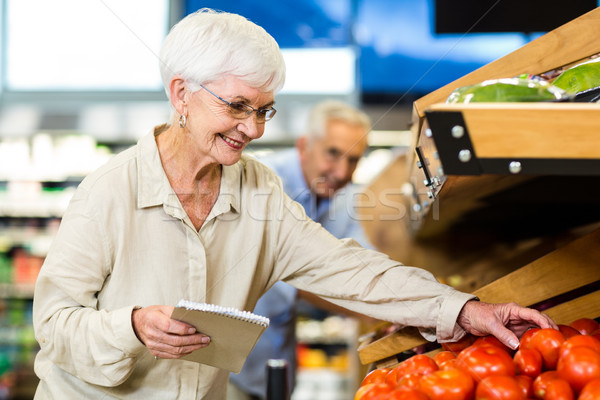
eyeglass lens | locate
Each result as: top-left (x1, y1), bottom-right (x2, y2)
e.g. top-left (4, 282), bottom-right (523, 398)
top-left (228, 103), bottom-right (276, 122)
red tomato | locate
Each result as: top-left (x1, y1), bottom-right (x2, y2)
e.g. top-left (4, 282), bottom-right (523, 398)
top-left (525, 328), bottom-right (565, 370)
top-left (557, 324), bottom-right (581, 339)
top-left (441, 333), bottom-right (476, 355)
top-left (385, 367), bottom-right (401, 387)
top-left (473, 335), bottom-right (514, 355)
top-left (569, 318), bottom-right (600, 335)
top-left (514, 348), bottom-right (543, 378)
top-left (532, 371), bottom-right (559, 399)
top-left (592, 329), bottom-right (600, 344)
top-left (419, 368), bottom-right (475, 400)
top-left (556, 345), bottom-right (600, 394)
top-left (475, 375), bottom-right (525, 400)
top-left (395, 373), bottom-right (423, 391)
top-left (386, 355), bottom-right (438, 387)
top-left (354, 383), bottom-right (393, 400)
top-left (361, 368), bottom-right (391, 387)
top-left (382, 389), bottom-right (429, 400)
top-left (394, 354), bottom-right (439, 377)
top-left (515, 375), bottom-right (533, 398)
top-left (520, 328), bottom-right (541, 349)
top-left (433, 350), bottom-right (456, 368)
top-left (578, 378), bottom-right (600, 400)
top-left (558, 335), bottom-right (600, 360)
top-left (456, 344), bottom-right (515, 383)
top-left (439, 358), bottom-right (458, 370)
top-left (544, 378), bottom-right (574, 400)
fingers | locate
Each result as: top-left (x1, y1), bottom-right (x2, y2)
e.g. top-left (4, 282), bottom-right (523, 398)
top-left (505, 303), bottom-right (558, 330)
top-left (151, 332), bottom-right (210, 359)
top-left (543, 313), bottom-right (558, 330)
top-left (132, 305), bottom-right (211, 359)
top-left (495, 303), bottom-right (557, 349)
top-left (458, 301), bottom-right (558, 350)
top-left (474, 304), bottom-right (521, 350)
top-left (492, 325), bottom-right (520, 350)
top-left (167, 318), bottom-right (198, 336)
top-left (523, 308), bottom-right (557, 330)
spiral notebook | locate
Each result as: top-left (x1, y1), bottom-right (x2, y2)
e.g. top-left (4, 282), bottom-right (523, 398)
top-left (171, 299), bottom-right (270, 373)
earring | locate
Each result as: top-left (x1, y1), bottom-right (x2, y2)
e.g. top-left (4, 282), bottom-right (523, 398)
top-left (179, 114), bottom-right (187, 128)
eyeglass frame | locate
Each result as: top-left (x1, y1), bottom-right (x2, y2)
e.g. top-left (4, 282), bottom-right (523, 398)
top-left (197, 84), bottom-right (277, 122)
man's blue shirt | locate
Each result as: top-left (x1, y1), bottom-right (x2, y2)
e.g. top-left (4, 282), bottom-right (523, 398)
top-left (229, 148), bottom-right (372, 398)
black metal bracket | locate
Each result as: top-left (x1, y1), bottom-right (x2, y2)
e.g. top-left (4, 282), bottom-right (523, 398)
top-left (424, 110), bottom-right (482, 175)
top-left (415, 146), bottom-right (432, 187)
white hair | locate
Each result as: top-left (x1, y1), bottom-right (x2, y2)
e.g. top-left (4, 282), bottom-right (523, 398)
top-left (306, 100), bottom-right (372, 143)
top-left (159, 8), bottom-right (286, 100)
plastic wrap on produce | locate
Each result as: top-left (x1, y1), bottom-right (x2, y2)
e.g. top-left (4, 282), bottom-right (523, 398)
top-left (446, 78), bottom-right (571, 103)
top-left (552, 57), bottom-right (600, 94)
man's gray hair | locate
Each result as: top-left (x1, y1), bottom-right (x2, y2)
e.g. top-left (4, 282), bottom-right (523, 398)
top-left (305, 100), bottom-right (371, 143)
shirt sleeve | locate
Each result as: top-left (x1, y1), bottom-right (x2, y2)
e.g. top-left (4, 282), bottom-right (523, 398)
top-left (33, 186), bottom-right (146, 387)
top-left (271, 194), bottom-right (476, 343)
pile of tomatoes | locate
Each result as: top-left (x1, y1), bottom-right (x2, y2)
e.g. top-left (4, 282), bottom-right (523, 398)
top-left (355, 317), bottom-right (600, 399)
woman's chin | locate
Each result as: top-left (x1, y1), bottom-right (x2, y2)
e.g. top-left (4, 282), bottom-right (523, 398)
top-left (217, 151), bottom-right (243, 166)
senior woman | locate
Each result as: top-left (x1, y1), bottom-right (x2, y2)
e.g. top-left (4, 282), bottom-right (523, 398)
top-left (32, 8), bottom-right (555, 400)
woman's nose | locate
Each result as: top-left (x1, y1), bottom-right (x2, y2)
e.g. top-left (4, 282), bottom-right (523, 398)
top-left (238, 113), bottom-right (264, 140)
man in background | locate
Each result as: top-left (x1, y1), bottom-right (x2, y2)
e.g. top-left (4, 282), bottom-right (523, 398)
top-left (228, 100), bottom-right (374, 400)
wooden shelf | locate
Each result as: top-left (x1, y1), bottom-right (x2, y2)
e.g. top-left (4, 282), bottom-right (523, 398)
top-left (358, 8), bottom-right (600, 370)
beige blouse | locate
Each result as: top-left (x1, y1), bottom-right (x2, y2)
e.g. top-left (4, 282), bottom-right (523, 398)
top-left (32, 130), bottom-right (475, 399)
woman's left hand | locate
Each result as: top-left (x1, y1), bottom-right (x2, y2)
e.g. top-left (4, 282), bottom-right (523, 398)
top-left (132, 305), bottom-right (211, 359)
top-left (457, 300), bottom-right (557, 350)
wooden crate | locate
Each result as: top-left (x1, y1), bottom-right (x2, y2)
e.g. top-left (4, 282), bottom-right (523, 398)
top-left (358, 228), bottom-right (600, 368)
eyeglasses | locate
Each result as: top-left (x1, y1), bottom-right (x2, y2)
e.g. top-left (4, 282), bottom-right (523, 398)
top-left (199, 84), bottom-right (277, 123)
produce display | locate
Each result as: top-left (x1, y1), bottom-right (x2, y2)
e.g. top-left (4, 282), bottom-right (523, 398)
top-left (355, 317), bottom-right (600, 400)
top-left (446, 78), bottom-right (570, 104)
top-left (446, 56), bottom-right (600, 104)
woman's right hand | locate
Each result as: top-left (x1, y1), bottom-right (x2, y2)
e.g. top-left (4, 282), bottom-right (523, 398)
top-left (132, 305), bottom-right (210, 359)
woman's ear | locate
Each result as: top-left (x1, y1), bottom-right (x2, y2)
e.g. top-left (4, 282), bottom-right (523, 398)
top-left (170, 76), bottom-right (187, 115)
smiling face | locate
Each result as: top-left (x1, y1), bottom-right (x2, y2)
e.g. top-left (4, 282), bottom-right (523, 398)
top-left (184, 75), bottom-right (275, 166)
top-left (298, 119), bottom-right (368, 199)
